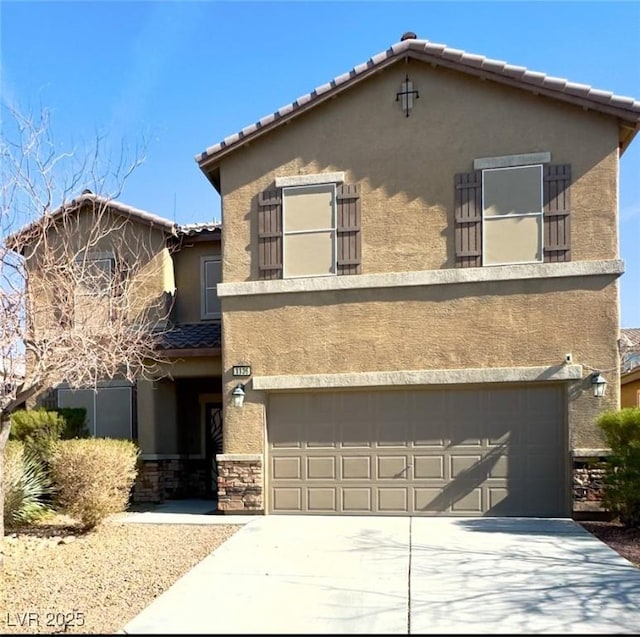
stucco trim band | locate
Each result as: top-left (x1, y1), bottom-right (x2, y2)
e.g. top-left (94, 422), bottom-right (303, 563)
top-left (572, 448), bottom-right (611, 457)
top-left (216, 453), bottom-right (263, 462)
top-left (217, 260), bottom-right (624, 298)
top-left (252, 364), bottom-right (584, 391)
top-left (275, 172), bottom-right (345, 188)
top-left (473, 152), bottom-right (551, 170)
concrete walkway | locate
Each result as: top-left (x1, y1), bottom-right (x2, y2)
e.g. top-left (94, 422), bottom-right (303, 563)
top-left (122, 516), bottom-right (640, 634)
top-left (114, 499), bottom-right (256, 525)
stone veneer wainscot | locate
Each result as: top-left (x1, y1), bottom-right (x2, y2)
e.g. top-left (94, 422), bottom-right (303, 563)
top-left (217, 454), bottom-right (264, 512)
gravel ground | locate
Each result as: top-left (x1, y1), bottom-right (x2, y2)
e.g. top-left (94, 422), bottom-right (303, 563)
top-left (1, 517), bottom-right (241, 635)
top-left (580, 520), bottom-right (640, 568)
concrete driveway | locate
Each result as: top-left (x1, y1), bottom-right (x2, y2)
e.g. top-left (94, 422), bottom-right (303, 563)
top-left (122, 516), bottom-right (640, 634)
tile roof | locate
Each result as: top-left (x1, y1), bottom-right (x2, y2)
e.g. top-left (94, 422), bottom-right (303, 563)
top-left (621, 328), bottom-right (640, 349)
top-left (8, 191), bottom-right (177, 250)
top-left (196, 36), bottom-right (640, 168)
top-left (177, 222), bottom-right (221, 237)
top-left (157, 322), bottom-right (221, 350)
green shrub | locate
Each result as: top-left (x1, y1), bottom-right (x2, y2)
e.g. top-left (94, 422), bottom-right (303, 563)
top-left (597, 407), bottom-right (640, 527)
top-left (3, 441), bottom-right (52, 527)
top-left (9, 409), bottom-right (66, 464)
top-left (53, 407), bottom-right (89, 439)
top-left (49, 438), bottom-right (139, 529)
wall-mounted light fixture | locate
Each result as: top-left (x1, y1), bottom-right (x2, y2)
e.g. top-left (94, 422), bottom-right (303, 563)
top-left (591, 371), bottom-right (607, 398)
top-left (396, 73), bottom-right (419, 117)
top-left (232, 383), bottom-right (246, 407)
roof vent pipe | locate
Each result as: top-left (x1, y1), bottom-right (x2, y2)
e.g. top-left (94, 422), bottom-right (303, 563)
top-left (401, 32), bottom-right (417, 41)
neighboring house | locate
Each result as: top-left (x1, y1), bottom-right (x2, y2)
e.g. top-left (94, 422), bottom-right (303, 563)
top-left (621, 328), bottom-right (640, 407)
top-left (10, 193), bottom-right (223, 501)
top-left (621, 368), bottom-right (640, 408)
top-left (621, 327), bottom-right (640, 373)
top-left (196, 33), bottom-right (640, 517)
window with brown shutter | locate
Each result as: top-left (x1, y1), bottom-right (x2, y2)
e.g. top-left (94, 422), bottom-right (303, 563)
top-left (455, 163), bottom-right (571, 267)
top-left (543, 164), bottom-right (571, 263)
top-left (257, 189), bottom-right (283, 280)
top-left (454, 171), bottom-right (482, 267)
top-left (336, 184), bottom-right (361, 275)
top-left (258, 181), bottom-right (361, 279)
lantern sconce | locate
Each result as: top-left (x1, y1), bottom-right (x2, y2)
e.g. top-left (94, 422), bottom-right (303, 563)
top-left (232, 383), bottom-right (246, 408)
top-left (396, 73), bottom-right (419, 117)
top-left (591, 371), bottom-right (607, 398)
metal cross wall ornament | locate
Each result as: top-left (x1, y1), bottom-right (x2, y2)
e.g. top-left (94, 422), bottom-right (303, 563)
top-left (396, 74), bottom-right (419, 117)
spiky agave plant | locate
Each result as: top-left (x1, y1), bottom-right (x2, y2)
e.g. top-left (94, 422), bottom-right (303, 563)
top-left (3, 441), bottom-right (52, 527)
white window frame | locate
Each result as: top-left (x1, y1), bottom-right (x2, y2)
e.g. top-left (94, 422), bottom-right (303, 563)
top-left (75, 255), bottom-right (114, 296)
top-left (481, 165), bottom-right (544, 267)
top-left (201, 256), bottom-right (221, 319)
top-left (282, 183), bottom-right (337, 279)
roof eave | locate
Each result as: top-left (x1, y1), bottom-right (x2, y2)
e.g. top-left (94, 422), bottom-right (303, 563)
top-left (196, 45), bottom-right (640, 172)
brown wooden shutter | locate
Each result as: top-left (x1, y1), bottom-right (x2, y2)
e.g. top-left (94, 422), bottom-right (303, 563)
top-left (543, 164), bottom-right (571, 263)
top-left (257, 189), bottom-right (283, 279)
top-left (454, 171), bottom-right (482, 267)
top-left (336, 184), bottom-right (361, 275)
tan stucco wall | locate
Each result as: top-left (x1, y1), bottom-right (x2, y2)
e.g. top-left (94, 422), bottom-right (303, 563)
top-left (172, 240), bottom-right (221, 324)
top-left (156, 357), bottom-right (222, 379)
top-left (621, 374), bottom-right (640, 408)
top-left (25, 207), bottom-right (175, 332)
top-left (136, 378), bottom-right (177, 454)
top-left (222, 275), bottom-right (620, 454)
top-left (214, 59), bottom-right (623, 460)
top-left (219, 60), bottom-right (619, 283)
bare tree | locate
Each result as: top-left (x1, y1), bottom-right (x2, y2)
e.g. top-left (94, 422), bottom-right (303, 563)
top-left (0, 106), bottom-right (173, 565)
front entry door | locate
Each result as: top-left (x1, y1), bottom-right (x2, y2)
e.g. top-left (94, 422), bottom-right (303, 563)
top-left (205, 403), bottom-right (223, 499)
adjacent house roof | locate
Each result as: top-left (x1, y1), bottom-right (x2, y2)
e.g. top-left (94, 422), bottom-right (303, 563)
top-left (177, 222), bottom-right (222, 237)
top-left (157, 322), bottom-right (221, 351)
top-left (621, 328), bottom-right (640, 350)
top-left (622, 328), bottom-right (640, 374)
top-left (7, 191), bottom-right (178, 252)
top-left (196, 33), bottom-right (640, 183)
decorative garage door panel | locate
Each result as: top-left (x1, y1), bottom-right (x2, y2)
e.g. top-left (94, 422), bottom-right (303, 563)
top-left (267, 386), bottom-right (567, 516)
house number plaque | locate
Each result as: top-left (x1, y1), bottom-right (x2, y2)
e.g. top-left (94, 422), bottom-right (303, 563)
top-left (232, 365), bottom-right (251, 377)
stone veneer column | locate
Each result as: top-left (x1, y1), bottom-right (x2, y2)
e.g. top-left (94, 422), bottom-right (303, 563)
top-left (572, 455), bottom-right (608, 516)
top-left (216, 454), bottom-right (264, 513)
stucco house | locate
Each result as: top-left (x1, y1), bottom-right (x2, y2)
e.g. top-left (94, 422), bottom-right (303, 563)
top-left (621, 328), bottom-right (640, 407)
top-left (9, 192), bottom-right (223, 502)
top-left (10, 34), bottom-right (640, 516)
top-left (195, 33), bottom-right (640, 517)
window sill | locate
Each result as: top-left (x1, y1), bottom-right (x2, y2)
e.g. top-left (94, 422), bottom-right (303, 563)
top-left (216, 259), bottom-right (623, 298)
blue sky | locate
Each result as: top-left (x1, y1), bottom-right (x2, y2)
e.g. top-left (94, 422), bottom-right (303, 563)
top-left (1, 1), bottom-right (639, 326)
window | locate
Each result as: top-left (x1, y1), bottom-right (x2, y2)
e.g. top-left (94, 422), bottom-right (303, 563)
top-left (283, 184), bottom-right (336, 278)
top-left (201, 257), bottom-right (221, 319)
top-left (454, 159), bottom-right (570, 268)
top-left (258, 177), bottom-right (360, 280)
top-left (74, 255), bottom-right (115, 328)
top-left (57, 384), bottom-right (133, 439)
top-left (482, 165), bottom-right (543, 266)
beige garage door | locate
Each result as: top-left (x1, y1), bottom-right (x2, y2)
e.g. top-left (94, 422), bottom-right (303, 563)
top-left (267, 385), bottom-right (567, 517)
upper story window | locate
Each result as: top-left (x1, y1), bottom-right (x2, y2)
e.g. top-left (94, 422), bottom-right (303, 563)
top-left (283, 184), bottom-right (336, 278)
top-left (482, 165), bottom-right (543, 266)
top-left (257, 173), bottom-right (361, 280)
top-left (76, 257), bottom-right (114, 296)
top-left (455, 155), bottom-right (571, 268)
top-left (201, 257), bottom-right (221, 319)
top-left (73, 254), bottom-right (115, 328)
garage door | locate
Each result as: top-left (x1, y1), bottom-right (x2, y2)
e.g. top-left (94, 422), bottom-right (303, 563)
top-left (267, 385), bottom-right (567, 516)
